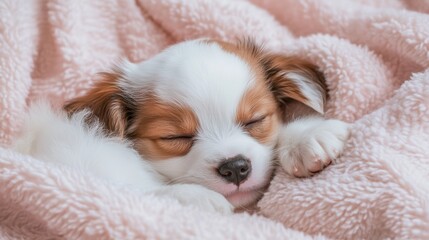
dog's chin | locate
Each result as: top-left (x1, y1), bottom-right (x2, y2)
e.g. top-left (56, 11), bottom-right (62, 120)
top-left (225, 188), bottom-right (264, 208)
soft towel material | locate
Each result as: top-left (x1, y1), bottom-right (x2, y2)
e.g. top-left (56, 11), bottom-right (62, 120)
top-left (1, 0), bottom-right (429, 239)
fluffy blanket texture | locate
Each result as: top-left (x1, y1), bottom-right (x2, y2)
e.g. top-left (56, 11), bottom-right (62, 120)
top-left (1, 0), bottom-right (429, 239)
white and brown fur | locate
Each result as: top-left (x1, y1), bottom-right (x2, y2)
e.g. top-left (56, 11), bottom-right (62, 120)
top-left (14, 39), bottom-right (349, 213)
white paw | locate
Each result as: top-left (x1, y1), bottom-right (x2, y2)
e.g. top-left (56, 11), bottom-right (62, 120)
top-left (277, 118), bottom-right (350, 177)
top-left (149, 184), bottom-right (233, 214)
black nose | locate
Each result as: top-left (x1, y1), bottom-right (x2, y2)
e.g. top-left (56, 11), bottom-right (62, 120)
top-left (217, 155), bottom-right (251, 186)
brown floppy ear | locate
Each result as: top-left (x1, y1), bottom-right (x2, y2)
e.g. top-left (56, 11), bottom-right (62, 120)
top-left (260, 54), bottom-right (327, 115)
top-left (64, 72), bottom-right (135, 137)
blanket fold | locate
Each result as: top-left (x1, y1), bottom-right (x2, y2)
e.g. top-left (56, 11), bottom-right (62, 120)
top-left (1, 0), bottom-right (428, 239)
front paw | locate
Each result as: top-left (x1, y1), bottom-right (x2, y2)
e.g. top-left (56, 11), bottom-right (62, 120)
top-left (277, 118), bottom-right (350, 177)
top-left (149, 184), bottom-right (233, 214)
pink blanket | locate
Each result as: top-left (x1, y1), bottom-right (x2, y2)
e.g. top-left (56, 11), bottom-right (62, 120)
top-left (1, 0), bottom-right (429, 239)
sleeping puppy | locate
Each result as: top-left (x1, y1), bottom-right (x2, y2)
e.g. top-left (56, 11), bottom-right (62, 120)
top-left (14, 39), bottom-right (349, 213)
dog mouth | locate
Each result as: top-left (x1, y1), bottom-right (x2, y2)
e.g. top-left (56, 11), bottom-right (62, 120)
top-left (224, 185), bottom-right (262, 197)
top-left (223, 185), bottom-right (267, 207)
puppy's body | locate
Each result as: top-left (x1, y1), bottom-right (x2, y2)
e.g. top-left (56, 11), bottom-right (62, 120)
top-left (15, 39), bottom-right (349, 212)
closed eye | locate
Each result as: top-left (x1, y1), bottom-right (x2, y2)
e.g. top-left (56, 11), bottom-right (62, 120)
top-left (243, 115), bottom-right (266, 128)
top-left (159, 135), bottom-right (195, 141)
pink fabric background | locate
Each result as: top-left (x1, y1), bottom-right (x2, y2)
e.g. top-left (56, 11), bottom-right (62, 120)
top-left (1, 0), bottom-right (429, 239)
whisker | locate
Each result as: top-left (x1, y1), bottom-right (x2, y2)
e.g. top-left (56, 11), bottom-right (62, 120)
top-left (167, 174), bottom-right (220, 185)
top-left (166, 175), bottom-right (197, 185)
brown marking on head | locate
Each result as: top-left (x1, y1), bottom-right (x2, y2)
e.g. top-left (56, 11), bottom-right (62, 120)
top-left (128, 95), bottom-right (199, 160)
top-left (236, 84), bottom-right (280, 145)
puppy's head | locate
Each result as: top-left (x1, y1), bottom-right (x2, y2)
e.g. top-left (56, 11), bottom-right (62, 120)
top-left (65, 39), bottom-right (325, 207)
